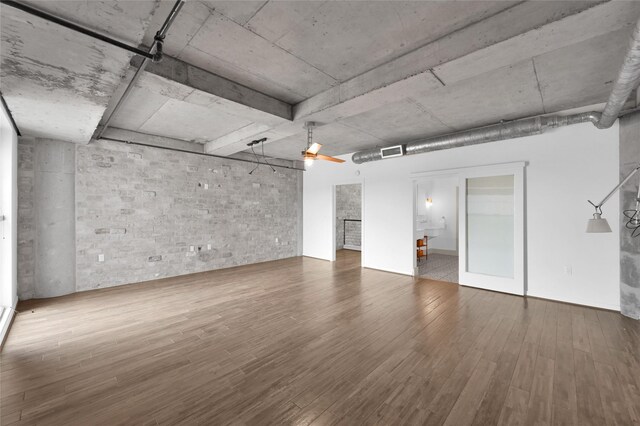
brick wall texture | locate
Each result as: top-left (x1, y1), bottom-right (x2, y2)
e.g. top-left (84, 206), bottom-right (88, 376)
top-left (18, 138), bottom-right (302, 296)
top-left (336, 183), bottom-right (361, 249)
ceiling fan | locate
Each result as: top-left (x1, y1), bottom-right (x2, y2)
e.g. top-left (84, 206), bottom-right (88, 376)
top-left (302, 122), bottom-right (345, 167)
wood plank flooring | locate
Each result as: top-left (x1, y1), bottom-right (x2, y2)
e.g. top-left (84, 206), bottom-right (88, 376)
top-left (1, 250), bottom-right (639, 425)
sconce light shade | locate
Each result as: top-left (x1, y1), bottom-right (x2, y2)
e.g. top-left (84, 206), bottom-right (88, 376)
top-left (425, 197), bottom-right (433, 208)
top-left (586, 213), bottom-right (612, 233)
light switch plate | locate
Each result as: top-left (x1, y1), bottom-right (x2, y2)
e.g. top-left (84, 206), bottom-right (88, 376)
top-left (207, 244), bottom-right (211, 250)
top-left (98, 254), bottom-right (104, 262)
top-left (190, 246), bottom-right (195, 252)
top-left (204, 183), bottom-right (209, 189)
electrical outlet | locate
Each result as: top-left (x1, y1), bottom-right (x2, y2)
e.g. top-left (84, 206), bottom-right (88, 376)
top-left (204, 183), bottom-right (209, 190)
top-left (98, 254), bottom-right (104, 262)
top-left (275, 237), bottom-right (279, 243)
top-left (190, 245), bottom-right (194, 252)
top-left (207, 244), bottom-right (211, 250)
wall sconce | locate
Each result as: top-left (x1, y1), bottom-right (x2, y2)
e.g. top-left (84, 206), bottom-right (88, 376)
top-left (425, 197), bottom-right (433, 208)
top-left (586, 163), bottom-right (640, 237)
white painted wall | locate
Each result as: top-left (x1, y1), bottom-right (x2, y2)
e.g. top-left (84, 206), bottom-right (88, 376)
top-left (0, 100), bottom-right (18, 341)
top-left (303, 122), bottom-right (621, 311)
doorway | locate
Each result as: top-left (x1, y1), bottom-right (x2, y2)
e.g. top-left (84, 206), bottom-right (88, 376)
top-left (415, 176), bottom-right (459, 283)
top-left (412, 163), bottom-right (525, 295)
top-left (335, 183), bottom-right (362, 263)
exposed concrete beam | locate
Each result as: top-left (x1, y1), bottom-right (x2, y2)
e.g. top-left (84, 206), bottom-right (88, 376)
top-left (98, 127), bottom-right (303, 168)
top-left (204, 123), bottom-right (272, 153)
top-left (433, 0), bottom-right (640, 85)
top-left (205, 0), bottom-right (639, 157)
top-left (228, 151), bottom-right (303, 170)
top-left (293, 1), bottom-right (615, 121)
top-left (99, 128), bottom-right (204, 154)
top-left (205, 122), bottom-right (301, 156)
top-left (1, 1), bottom-right (159, 144)
top-left (131, 54), bottom-right (292, 121)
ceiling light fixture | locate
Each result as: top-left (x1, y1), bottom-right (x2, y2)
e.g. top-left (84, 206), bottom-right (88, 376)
top-left (301, 122), bottom-right (345, 167)
top-left (247, 137), bottom-right (275, 174)
top-left (586, 163), bottom-right (640, 237)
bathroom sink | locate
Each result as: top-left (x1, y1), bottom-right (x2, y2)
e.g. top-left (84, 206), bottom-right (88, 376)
top-left (416, 218), bottom-right (446, 239)
top-left (416, 228), bottom-right (441, 239)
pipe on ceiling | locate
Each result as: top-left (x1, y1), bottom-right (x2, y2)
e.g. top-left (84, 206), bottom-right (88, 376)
top-left (0, 91), bottom-right (21, 136)
top-left (352, 112), bottom-right (601, 164)
top-left (95, 0), bottom-right (185, 140)
top-left (597, 17), bottom-right (640, 128)
top-left (99, 137), bottom-right (304, 172)
top-left (0, 0), bottom-right (154, 60)
top-left (352, 17), bottom-right (640, 165)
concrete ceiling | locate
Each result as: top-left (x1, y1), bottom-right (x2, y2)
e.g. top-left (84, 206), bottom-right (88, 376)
top-left (143, 0), bottom-right (519, 103)
top-left (0, 0), bottom-right (160, 143)
top-left (2, 1), bottom-right (640, 161)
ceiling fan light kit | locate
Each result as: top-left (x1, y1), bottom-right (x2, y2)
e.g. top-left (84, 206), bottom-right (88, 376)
top-left (302, 122), bottom-right (345, 168)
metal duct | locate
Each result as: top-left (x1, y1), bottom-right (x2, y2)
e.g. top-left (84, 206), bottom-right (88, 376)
top-left (352, 15), bottom-right (640, 164)
top-left (352, 112), bottom-right (601, 164)
top-left (597, 18), bottom-right (640, 129)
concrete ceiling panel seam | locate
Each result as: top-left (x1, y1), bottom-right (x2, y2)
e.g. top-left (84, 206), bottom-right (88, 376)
top-left (290, 1), bottom-right (615, 125)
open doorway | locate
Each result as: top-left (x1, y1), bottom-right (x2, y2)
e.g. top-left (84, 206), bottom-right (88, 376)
top-left (335, 183), bottom-right (362, 264)
top-left (415, 176), bottom-right (459, 283)
top-left (413, 163), bottom-right (525, 295)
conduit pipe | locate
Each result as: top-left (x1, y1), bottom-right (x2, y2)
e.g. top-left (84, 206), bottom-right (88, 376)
top-left (96, 0), bottom-right (184, 140)
top-left (0, 0), bottom-right (154, 60)
top-left (99, 137), bottom-right (304, 171)
top-left (352, 17), bottom-right (640, 165)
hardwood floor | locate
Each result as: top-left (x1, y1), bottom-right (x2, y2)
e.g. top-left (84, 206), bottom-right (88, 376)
top-left (2, 250), bottom-right (639, 425)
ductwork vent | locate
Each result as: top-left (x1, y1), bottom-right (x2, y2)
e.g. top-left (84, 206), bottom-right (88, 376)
top-left (352, 112), bottom-right (601, 164)
top-left (352, 17), bottom-right (640, 165)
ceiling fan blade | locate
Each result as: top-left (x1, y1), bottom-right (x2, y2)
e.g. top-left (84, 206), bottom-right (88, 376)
top-left (306, 142), bottom-right (322, 155)
top-left (316, 154), bottom-right (345, 163)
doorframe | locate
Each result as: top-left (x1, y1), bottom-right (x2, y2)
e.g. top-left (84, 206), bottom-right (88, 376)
top-left (411, 172), bottom-right (459, 276)
top-left (410, 162), bottom-right (527, 292)
top-left (331, 180), bottom-right (365, 264)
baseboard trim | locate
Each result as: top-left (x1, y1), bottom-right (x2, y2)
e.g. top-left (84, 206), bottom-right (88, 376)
top-left (525, 292), bottom-right (620, 313)
top-left (363, 266), bottom-right (413, 277)
top-left (302, 255), bottom-right (332, 262)
top-left (0, 300), bottom-right (18, 351)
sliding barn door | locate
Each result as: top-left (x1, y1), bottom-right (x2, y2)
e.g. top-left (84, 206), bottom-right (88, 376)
top-left (459, 164), bottom-right (525, 296)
